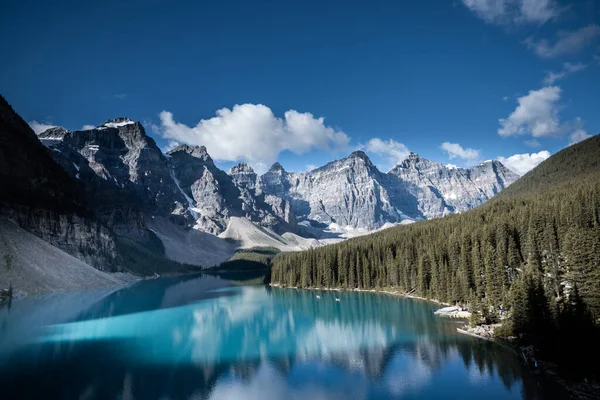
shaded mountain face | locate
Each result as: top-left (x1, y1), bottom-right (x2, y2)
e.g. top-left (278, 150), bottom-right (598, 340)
top-left (0, 95), bottom-right (118, 269)
top-left (39, 119), bottom-right (188, 238)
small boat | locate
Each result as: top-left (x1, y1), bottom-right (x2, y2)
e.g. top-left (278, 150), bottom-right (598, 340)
top-left (316, 295), bottom-right (321, 299)
top-left (335, 298), bottom-right (340, 302)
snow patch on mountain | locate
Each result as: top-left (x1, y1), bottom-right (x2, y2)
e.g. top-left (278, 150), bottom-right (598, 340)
top-left (101, 120), bottom-right (136, 129)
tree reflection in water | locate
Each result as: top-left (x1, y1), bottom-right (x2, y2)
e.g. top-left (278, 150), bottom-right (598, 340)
top-left (0, 274), bottom-right (564, 399)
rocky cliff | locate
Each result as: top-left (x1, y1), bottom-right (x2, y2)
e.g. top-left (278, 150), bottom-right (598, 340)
top-left (388, 153), bottom-right (519, 218)
top-left (0, 95), bottom-right (118, 270)
top-left (167, 145), bottom-right (296, 234)
top-left (259, 151), bottom-right (519, 232)
top-left (259, 151), bottom-right (400, 231)
top-left (39, 118), bottom-right (189, 239)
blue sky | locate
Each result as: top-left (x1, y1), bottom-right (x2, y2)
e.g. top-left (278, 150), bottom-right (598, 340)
top-left (1, 0), bottom-right (599, 174)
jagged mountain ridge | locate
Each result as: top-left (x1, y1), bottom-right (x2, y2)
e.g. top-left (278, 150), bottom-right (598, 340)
top-left (258, 151), bottom-right (520, 232)
top-left (0, 95), bottom-right (119, 270)
top-left (39, 118), bottom-right (190, 239)
top-left (167, 144), bottom-right (296, 234)
top-left (36, 118), bottom-right (518, 238)
top-left (388, 153), bottom-right (518, 219)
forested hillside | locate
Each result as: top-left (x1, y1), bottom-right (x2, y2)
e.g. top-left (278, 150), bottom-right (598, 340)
top-left (272, 135), bottom-right (600, 377)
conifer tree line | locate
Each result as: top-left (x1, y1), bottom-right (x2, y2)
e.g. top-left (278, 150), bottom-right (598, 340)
top-left (271, 135), bottom-right (600, 376)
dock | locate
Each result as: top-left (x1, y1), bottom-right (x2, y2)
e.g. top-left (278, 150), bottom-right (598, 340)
top-left (434, 306), bottom-right (471, 319)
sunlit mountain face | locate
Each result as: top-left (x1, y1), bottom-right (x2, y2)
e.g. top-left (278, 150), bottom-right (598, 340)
top-left (0, 274), bottom-right (562, 400)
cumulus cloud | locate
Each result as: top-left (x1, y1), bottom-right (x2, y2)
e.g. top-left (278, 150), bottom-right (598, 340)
top-left (543, 62), bottom-right (587, 85)
top-left (157, 104), bottom-right (349, 173)
top-left (440, 142), bottom-right (480, 161)
top-left (498, 86), bottom-right (562, 137)
top-left (524, 24), bottom-right (600, 58)
top-left (461, 0), bottom-right (560, 25)
top-left (81, 124), bottom-right (96, 130)
top-left (362, 138), bottom-right (411, 171)
top-left (569, 129), bottom-right (591, 145)
top-left (497, 150), bottom-right (551, 175)
top-left (28, 121), bottom-right (56, 134)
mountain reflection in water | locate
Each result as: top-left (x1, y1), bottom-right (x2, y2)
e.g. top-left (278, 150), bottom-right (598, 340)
top-left (0, 273), bottom-right (562, 399)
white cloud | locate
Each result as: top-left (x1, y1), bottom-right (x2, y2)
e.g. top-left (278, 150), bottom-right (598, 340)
top-left (306, 164), bottom-right (318, 171)
top-left (497, 150), bottom-right (551, 175)
top-left (543, 62), bottom-right (587, 85)
top-left (158, 104), bottom-right (349, 173)
top-left (503, 96), bottom-right (510, 102)
top-left (81, 124), bottom-right (96, 130)
top-left (569, 129), bottom-right (591, 145)
top-left (440, 142), bottom-right (480, 161)
top-left (498, 86), bottom-right (562, 137)
top-left (114, 93), bottom-right (127, 100)
top-left (446, 163), bottom-right (459, 170)
top-left (462, 0), bottom-right (559, 25)
top-left (29, 120), bottom-right (56, 134)
top-left (362, 138), bottom-right (411, 171)
top-left (524, 24), bottom-right (600, 58)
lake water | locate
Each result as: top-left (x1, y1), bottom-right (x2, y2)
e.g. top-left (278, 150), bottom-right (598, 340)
top-left (0, 273), bottom-right (562, 399)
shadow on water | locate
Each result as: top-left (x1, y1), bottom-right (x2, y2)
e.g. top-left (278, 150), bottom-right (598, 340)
top-left (0, 276), bottom-right (567, 400)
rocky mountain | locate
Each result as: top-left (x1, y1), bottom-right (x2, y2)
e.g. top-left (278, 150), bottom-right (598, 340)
top-left (0, 95), bottom-right (118, 270)
top-left (258, 151), bottom-right (519, 233)
top-left (34, 112), bottom-right (519, 240)
top-left (259, 151), bottom-right (400, 231)
top-left (38, 120), bottom-right (518, 239)
top-left (167, 145), bottom-right (295, 234)
top-left (388, 153), bottom-right (519, 219)
top-left (39, 118), bottom-right (191, 238)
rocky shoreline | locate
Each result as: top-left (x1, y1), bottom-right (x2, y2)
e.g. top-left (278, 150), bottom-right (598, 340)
top-left (457, 324), bottom-right (498, 340)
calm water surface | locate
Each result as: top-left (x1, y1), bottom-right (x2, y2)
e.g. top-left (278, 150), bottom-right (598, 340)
top-left (0, 273), bottom-right (561, 399)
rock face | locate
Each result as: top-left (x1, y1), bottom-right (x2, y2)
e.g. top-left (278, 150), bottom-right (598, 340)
top-left (259, 151), bottom-right (519, 231)
top-left (0, 95), bottom-right (118, 270)
top-left (259, 151), bottom-right (399, 230)
top-left (39, 119), bottom-right (188, 238)
top-left (168, 144), bottom-right (240, 234)
top-left (167, 145), bottom-right (296, 234)
top-left (388, 153), bottom-right (519, 218)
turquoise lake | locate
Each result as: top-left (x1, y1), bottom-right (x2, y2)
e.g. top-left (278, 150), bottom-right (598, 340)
top-left (0, 273), bottom-right (563, 399)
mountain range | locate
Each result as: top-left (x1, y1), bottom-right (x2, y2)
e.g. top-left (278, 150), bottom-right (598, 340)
top-left (0, 94), bottom-right (519, 290)
top-left (38, 117), bottom-right (519, 236)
